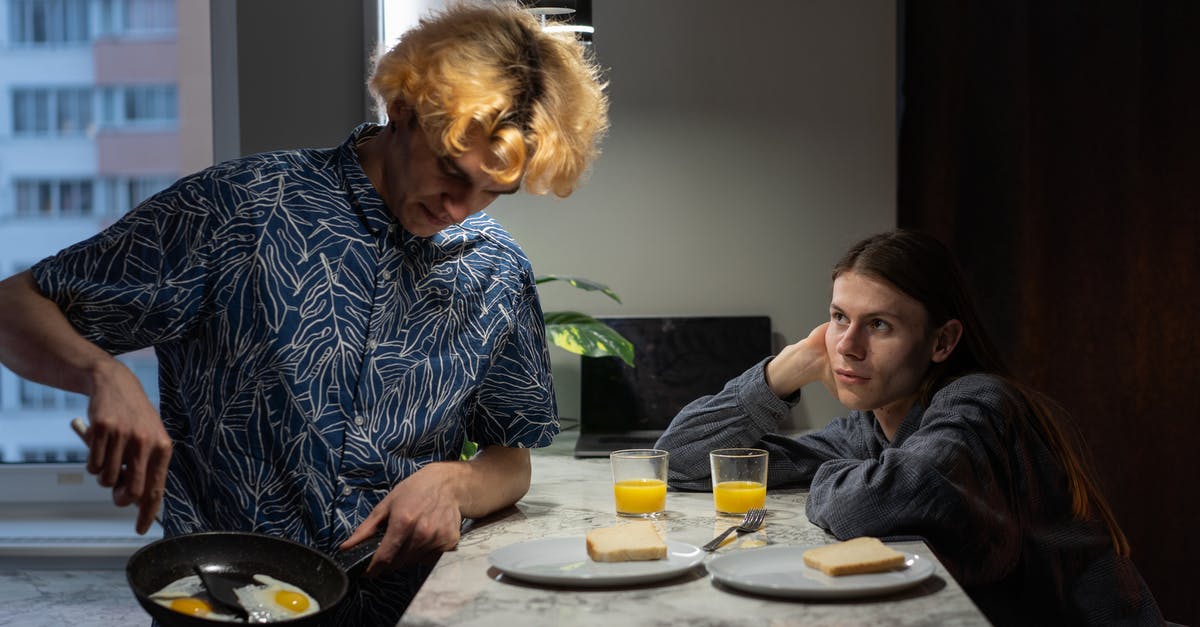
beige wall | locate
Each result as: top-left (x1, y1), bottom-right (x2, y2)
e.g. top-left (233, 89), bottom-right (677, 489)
top-left (492, 0), bottom-right (898, 431)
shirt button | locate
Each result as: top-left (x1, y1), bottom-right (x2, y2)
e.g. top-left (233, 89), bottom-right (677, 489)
top-left (342, 485), bottom-right (352, 496)
top-left (354, 415), bottom-right (364, 426)
top-left (366, 339), bottom-right (378, 351)
top-left (381, 269), bottom-right (392, 281)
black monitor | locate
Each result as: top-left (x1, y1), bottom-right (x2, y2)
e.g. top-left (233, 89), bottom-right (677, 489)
top-left (574, 315), bottom-right (773, 457)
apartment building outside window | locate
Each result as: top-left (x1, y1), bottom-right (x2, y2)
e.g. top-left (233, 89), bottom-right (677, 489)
top-left (9, 0), bottom-right (174, 45)
top-left (0, 0), bottom-right (178, 465)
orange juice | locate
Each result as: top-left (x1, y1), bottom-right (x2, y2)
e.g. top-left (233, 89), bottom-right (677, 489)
top-left (613, 478), bottom-right (667, 515)
top-left (713, 480), bottom-right (766, 514)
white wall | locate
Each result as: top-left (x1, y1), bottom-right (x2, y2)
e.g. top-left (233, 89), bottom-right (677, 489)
top-left (492, 0), bottom-right (897, 431)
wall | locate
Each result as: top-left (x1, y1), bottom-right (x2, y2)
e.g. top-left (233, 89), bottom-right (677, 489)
top-left (496, 0), bottom-right (897, 429)
top-left (213, 0), bottom-right (373, 160)
top-left (222, 0), bottom-right (897, 432)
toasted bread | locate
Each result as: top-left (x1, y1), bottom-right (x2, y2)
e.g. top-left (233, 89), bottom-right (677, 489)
top-left (585, 521), bottom-right (668, 562)
top-left (802, 537), bottom-right (906, 576)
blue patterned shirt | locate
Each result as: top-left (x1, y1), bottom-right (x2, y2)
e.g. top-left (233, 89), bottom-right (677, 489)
top-left (33, 124), bottom-right (558, 552)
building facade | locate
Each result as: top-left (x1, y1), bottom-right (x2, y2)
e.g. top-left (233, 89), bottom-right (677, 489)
top-left (0, 0), bottom-right (176, 462)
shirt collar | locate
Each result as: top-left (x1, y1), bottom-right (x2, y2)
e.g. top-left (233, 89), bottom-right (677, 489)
top-left (340, 123), bottom-right (396, 238)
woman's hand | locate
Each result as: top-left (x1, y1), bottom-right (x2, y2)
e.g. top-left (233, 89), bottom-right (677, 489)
top-left (764, 323), bottom-right (836, 399)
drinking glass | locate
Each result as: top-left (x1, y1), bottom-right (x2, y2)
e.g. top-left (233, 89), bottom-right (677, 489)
top-left (709, 448), bottom-right (768, 515)
top-left (609, 449), bottom-right (669, 517)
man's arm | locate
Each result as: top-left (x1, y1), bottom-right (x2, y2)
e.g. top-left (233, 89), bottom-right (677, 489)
top-left (339, 444), bottom-right (530, 576)
top-left (0, 270), bottom-right (171, 534)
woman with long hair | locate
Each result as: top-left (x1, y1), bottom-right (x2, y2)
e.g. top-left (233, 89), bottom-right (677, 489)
top-left (656, 229), bottom-right (1161, 625)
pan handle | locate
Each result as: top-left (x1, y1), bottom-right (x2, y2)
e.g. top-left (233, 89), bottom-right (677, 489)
top-left (333, 531), bottom-right (384, 576)
top-left (333, 518), bottom-right (475, 576)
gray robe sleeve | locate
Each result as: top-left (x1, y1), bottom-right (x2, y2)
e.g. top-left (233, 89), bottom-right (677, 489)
top-left (654, 358), bottom-right (869, 491)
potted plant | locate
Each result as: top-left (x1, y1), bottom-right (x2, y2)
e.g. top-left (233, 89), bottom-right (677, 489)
top-left (537, 274), bottom-right (633, 367)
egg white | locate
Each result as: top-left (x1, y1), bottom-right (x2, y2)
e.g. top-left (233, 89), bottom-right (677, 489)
top-left (233, 573), bottom-right (320, 622)
top-left (148, 574), bottom-right (239, 622)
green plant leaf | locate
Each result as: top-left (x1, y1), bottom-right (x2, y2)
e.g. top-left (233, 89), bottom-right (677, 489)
top-left (535, 274), bottom-right (622, 304)
top-left (544, 311), bottom-right (635, 367)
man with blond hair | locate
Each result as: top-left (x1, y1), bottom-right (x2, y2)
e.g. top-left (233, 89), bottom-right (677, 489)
top-left (0, 2), bottom-right (607, 622)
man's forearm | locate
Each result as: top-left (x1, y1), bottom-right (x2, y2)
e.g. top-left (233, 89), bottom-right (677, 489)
top-left (0, 270), bottom-right (115, 395)
top-left (448, 445), bottom-right (532, 518)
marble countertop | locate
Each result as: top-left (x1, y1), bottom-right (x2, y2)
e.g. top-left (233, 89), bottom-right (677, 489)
top-left (0, 431), bottom-right (990, 626)
top-left (402, 433), bottom-right (989, 626)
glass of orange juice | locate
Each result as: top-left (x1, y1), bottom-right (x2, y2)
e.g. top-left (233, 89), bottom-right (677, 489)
top-left (610, 449), bottom-right (669, 517)
top-left (709, 448), bottom-right (768, 515)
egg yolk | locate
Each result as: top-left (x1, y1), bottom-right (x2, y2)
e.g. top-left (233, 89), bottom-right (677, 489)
top-left (275, 590), bottom-right (310, 613)
top-left (169, 597), bottom-right (211, 616)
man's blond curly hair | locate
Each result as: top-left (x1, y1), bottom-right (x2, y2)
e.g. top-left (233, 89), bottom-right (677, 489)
top-left (368, 1), bottom-right (609, 197)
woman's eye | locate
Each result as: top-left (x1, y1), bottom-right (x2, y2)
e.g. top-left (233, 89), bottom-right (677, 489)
top-left (831, 312), bottom-right (847, 324)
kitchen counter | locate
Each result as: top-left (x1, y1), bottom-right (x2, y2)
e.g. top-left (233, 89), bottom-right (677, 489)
top-left (402, 432), bottom-right (989, 626)
top-left (0, 430), bottom-right (990, 626)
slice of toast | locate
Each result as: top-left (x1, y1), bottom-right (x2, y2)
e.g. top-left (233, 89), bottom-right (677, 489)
top-left (802, 537), bottom-right (906, 576)
top-left (586, 521), bottom-right (668, 562)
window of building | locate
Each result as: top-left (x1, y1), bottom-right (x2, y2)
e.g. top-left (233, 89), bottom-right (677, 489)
top-left (97, 0), bottom-right (175, 38)
top-left (12, 87), bottom-right (93, 137)
top-left (14, 179), bottom-right (95, 217)
top-left (100, 84), bottom-right (177, 128)
top-left (8, 0), bottom-right (90, 46)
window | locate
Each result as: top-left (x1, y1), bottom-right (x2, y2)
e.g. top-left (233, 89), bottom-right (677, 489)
top-left (12, 89), bottom-right (50, 135)
top-left (0, 0), bottom-right (186, 516)
top-left (8, 0), bottom-right (90, 46)
top-left (100, 84), bottom-right (177, 128)
top-left (11, 87), bottom-right (93, 137)
top-left (125, 175), bottom-right (174, 207)
top-left (97, 0), bottom-right (175, 38)
top-left (14, 179), bottom-right (95, 217)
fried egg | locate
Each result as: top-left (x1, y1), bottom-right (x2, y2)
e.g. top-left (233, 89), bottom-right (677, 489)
top-left (233, 573), bottom-right (320, 622)
top-left (148, 574), bottom-right (239, 622)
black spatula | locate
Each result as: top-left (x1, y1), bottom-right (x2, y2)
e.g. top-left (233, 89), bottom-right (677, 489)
top-left (193, 565), bottom-right (250, 620)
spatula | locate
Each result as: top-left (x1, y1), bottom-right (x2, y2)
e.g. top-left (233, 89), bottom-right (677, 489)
top-left (192, 565), bottom-right (251, 620)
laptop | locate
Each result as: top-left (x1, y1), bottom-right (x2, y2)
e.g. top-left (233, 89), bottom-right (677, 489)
top-left (573, 315), bottom-right (773, 458)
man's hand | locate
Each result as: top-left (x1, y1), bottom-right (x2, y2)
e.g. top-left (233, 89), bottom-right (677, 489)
top-left (79, 362), bottom-right (172, 535)
top-left (765, 322), bottom-right (837, 399)
top-left (0, 271), bottom-right (171, 535)
top-left (339, 463), bottom-right (465, 577)
top-left (338, 446), bottom-right (530, 577)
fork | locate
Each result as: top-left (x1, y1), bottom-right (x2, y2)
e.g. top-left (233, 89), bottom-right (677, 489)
top-left (702, 508), bottom-right (767, 551)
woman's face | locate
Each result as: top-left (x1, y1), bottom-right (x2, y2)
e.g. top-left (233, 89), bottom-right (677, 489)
top-left (824, 271), bottom-right (947, 424)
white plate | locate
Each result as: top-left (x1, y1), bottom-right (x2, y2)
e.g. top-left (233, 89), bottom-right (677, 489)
top-left (488, 537), bottom-right (704, 587)
top-left (706, 545), bottom-right (936, 599)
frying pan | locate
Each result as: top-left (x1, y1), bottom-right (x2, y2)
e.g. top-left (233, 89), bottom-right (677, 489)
top-left (68, 418), bottom-right (377, 625)
top-left (126, 530), bottom-right (379, 626)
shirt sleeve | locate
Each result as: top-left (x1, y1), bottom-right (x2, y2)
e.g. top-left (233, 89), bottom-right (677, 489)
top-left (804, 376), bottom-right (1024, 584)
top-left (465, 264), bottom-right (559, 449)
top-left (654, 358), bottom-right (867, 491)
top-left (31, 176), bottom-right (219, 354)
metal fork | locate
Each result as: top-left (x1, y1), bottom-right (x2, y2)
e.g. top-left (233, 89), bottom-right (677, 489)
top-left (702, 508), bottom-right (767, 551)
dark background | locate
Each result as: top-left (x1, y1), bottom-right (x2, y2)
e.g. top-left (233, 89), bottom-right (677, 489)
top-left (899, 2), bottom-right (1199, 624)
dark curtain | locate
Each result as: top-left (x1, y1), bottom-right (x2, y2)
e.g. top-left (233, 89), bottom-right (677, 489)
top-left (898, 1), bottom-right (1200, 624)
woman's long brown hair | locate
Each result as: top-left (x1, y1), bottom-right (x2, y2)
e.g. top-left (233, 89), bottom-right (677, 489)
top-left (833, 229), bottom-right (1129, 556)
